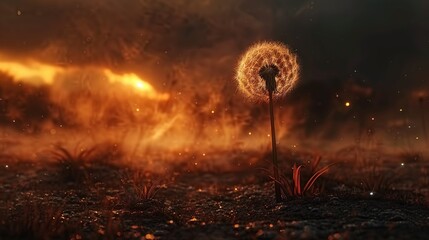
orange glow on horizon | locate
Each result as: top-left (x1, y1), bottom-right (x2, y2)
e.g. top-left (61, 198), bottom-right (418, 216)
top-left (0, 59), bottom-right (62, 84)
top-left (104, 69), bottom-right (169, 100)
top-left (0, 56), bottom-right (294, 155)
top-left (0, 58), bottom-right (169, 101)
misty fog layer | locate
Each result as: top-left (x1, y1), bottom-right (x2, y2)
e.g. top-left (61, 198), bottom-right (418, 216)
top-left (0, 0), bottom-right (428, 157)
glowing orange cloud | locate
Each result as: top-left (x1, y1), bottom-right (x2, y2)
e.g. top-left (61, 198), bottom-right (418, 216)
top-left (104, 69), bottom-right (169, 100)
top-left (0, 57), bottom-right (169, 101)
top-left (0, 59), bottom-right (62, 84)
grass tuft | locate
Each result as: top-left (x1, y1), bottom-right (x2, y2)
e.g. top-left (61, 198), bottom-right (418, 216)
top-left (51, 144), bottom-right (97, 183)
top-left (0, 199), bottom-right (65, 240)
top-left (361, 166), bottom-right (399, 193)
top-left (120, 170), bottom-right (163, 209)
top-left (266, 156), bottom-right (334, 199)
top-left (51, 142), bottom-right (124, 184)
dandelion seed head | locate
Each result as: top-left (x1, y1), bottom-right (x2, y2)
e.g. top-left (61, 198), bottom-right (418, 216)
top-left (236, 42), bottom-right (299, 101)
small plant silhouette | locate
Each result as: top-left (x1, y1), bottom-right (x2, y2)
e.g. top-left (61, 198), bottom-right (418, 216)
top-left (273, 162), bottom-right (334, 198)
top-left (51, 144), bottom-right (97, 183)
top-left (236, 41), bottom-right (299, 202)
top-left (120, 170), bottom-right (162, 209)
top-left (361, 166), bottom-right (399, 193)
top-left (0, 198), bottom-right (65, 239)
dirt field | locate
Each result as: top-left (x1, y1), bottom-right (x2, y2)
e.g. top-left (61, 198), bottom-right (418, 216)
top-left (0, 148), bottom-right (428, 240)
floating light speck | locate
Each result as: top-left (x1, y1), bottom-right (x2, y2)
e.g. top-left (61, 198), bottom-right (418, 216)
top-left (145, 233), bottom-right (155, 240)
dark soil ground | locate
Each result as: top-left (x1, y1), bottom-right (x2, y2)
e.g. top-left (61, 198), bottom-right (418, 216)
top-left (0, 149), bottom-right (428, 240)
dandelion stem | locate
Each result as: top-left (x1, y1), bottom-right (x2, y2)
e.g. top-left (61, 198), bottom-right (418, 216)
top-left (268, 90), bottom-right (281, 202)
top-left (260, 64), bottom-right (281, 202)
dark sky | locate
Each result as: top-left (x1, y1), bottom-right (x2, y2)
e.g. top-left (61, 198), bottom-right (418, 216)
top-left (0, 0), bottom-right (429, 76)
top-left (1, 0), bottom-right (427, 83)
top-left (0, 0), bottom-right (428, 149)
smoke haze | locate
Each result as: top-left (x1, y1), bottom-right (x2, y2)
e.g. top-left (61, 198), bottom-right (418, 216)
top-left (0, 0), bottom-right (428, 157)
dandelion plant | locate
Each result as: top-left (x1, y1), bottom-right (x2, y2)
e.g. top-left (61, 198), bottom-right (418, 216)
top-left (236, 42), bottom-right (299, 202)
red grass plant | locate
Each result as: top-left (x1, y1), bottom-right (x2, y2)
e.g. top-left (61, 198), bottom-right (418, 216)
top-left (274, 159), bottom-right (334, 198)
